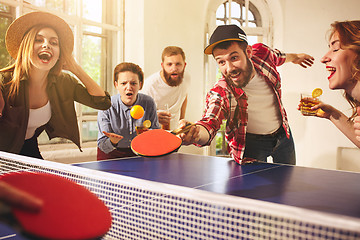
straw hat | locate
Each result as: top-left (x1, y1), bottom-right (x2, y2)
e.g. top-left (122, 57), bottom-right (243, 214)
top-left (5, 11), bottom-right (74, 59)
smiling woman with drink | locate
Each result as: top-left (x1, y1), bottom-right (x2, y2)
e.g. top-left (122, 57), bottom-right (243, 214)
top-left (309, 20), bottom-right (360, 147)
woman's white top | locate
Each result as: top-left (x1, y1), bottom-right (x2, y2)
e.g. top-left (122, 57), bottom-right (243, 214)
top-left (25, 101), bottom-right (51, 140)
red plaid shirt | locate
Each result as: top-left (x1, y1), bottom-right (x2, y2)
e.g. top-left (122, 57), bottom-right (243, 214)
top-left (197, 43), bottom-right (289, 164)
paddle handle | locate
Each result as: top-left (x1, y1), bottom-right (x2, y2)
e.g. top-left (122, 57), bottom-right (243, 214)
top-left (171, 123), bottom-right (195, 135)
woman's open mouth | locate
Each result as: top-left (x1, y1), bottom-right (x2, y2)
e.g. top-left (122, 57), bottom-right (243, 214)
top-left (326, 66), bottom-right (336, 80)
top-left (38, 52), bottom-right (52, 63)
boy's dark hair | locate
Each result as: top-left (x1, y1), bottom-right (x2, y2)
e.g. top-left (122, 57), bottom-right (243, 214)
top-left (113, 62), bottom-right (144, 87)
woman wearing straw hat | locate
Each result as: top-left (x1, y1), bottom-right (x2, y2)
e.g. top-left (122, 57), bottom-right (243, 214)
top-left (0, 11), bottom-right (111, 159)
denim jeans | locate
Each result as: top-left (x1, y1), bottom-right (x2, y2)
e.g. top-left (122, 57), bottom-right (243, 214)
top-left (243, 127), bottom-right (296, 165)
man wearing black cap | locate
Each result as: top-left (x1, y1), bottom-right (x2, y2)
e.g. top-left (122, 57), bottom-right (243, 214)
top-left (179, 24), bottom-right (314, 165)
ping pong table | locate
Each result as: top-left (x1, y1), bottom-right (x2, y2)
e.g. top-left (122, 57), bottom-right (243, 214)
top-left (1, 152), bottom-right (360, 239)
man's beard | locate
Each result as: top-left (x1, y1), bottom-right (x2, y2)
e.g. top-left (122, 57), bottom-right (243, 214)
top-left (163, 69), bottom-right (184, 87)
top-left (224, 57), bottom-right (253, 88)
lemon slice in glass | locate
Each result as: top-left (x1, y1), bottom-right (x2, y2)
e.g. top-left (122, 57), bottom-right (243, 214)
top-left (312, 88), bottom-right (323, 98)
top-left (143, 120), bottom-right (151, 128)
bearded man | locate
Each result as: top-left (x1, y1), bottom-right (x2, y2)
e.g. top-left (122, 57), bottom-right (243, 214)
top-left (141, 46), bottom-right (190, 130)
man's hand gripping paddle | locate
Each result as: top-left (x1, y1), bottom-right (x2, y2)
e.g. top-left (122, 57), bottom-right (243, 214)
top-left (0, 172), bottom-right (112, 240)
top-left (131, 123), bottom-right (195, 157)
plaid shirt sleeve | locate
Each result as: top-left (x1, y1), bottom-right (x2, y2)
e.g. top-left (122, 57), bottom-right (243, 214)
top-left (252, 43), bottom-right (286, 67)
top-left (196, 86), bottom-right (229, 145)
top-left (196, 80), bottom-right (252, 164)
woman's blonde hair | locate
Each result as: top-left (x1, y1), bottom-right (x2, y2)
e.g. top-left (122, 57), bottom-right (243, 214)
top-left (1, 25), bottom-right (68, 101)
top-left (329, 21), bottom-right (360, 120)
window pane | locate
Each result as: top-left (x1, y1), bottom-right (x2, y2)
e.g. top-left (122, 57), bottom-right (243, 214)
top-left (247, 36), bottom-right (258, 45)
top-left (216, 0), bottom-right (261, 28)
top-left (46, 0), bottom-right (65, 12)
top-left (248, 22), bottom-right (257, 27)
top-left (216, 20), bottom-right (225, 26)
top-left (230, 2), bottom-right (240, 19)
top-left (216, 4), bottom-right (224, 17)
top-left (27, 0), bottom-right (75, 14)
top-left (225, 2), bottom-right (229, 20)
top-left (242, 6), bottom-right (247, 20)
top-left (83, 0), bottom-right (102, 22)
top-left (0, 3), bottom-right (10, 12)
top-left (230, 19), bottom-right (239, 26)
top-left (248, 10), bottom-right (254, 21)
top-left (82, 121), bottom-right (98, 142)
top-left (216, 120), bottom-right (228, 156)
top-left (82, 35), bottom-right (102, 85)
top-left (0, 16), bottom-right (12, 68)
top-left (81, 34), bottom-right (104, 114)
top-left (26, 0), bottom-right (45, 7)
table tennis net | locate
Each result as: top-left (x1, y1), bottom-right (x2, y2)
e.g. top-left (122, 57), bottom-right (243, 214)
top-left (0, 151), bottom-right (359, 240)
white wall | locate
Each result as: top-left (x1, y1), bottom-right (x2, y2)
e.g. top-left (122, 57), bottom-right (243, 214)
top-left (124, 0), bottom-right (360, 169)
top-left (125, 0), bottom-right (209, 155)
top-left (124, 0), bottom-right (145, 68)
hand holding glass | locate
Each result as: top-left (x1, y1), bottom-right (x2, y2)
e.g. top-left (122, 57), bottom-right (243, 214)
top-left (300, 93), bottom-right (320, 116)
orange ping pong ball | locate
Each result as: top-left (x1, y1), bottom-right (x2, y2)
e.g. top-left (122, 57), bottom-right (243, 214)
top-left (130, 105), bottom-right (144, 119)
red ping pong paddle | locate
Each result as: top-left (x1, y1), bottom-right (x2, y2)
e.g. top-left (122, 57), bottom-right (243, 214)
top-left (0, 172), bottom-right (112, 240)
top-left (131, 123), bottom-right (194, 157)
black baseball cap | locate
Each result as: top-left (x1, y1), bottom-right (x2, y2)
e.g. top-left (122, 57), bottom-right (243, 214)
top-left (204, 24), bottom-right (248, 55)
